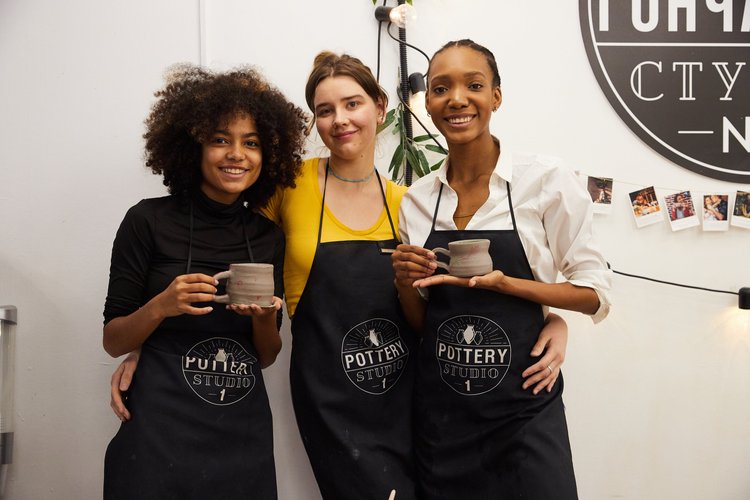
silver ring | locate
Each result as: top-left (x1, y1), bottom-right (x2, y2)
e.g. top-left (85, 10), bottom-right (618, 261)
top-left (547, 365), bottom-right (553, 374)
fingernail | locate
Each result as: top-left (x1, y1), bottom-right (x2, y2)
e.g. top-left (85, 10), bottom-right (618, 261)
top-left (428, 262), bottom-right (437, 269)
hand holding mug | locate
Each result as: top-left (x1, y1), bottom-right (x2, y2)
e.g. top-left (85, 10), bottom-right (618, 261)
top-left (154, 273), bottom-right (218, 317)
top-left (391, 244), bottom-right (438, 288)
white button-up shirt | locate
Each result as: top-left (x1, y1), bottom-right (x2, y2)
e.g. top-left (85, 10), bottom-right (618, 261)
top-left (398, 146), bottom-right (612, 323)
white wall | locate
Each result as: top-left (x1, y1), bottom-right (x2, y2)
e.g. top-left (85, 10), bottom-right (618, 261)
top-left (0, 0), bottom-right (748, 499)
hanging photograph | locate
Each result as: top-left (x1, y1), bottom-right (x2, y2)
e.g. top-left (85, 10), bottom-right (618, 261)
top-left (586, 176), bottom-right (613, 214)
top-left (629, 186), bottom-right (662, 228)
top-left (731, 191), bottom-right (750, 229)
top-left (701, 194), bottom-right (730, 232)
top-left (664, 191), bottom-right (699, 231)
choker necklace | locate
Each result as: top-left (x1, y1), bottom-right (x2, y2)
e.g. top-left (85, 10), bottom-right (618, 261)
top-left (328, 160), bottom-right (376, 183)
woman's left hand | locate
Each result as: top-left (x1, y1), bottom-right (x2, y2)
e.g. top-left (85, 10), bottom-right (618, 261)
top-left (227, 296), bottom-right (282, 317)
top-left (413, 270), bottom-right (507, 290)
top-left (521, 313), bottom-right (568, 395)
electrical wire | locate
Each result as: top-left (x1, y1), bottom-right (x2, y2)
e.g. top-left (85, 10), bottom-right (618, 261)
top-left (386, 22), bottom-right (431, 64)
top-left (376, 0), bottom-right (387, 82)
top-left (611, 268), bottom-right (739, 296)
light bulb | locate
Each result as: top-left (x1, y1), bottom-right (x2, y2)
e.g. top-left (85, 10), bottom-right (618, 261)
top-left (375, 4), bottom-right (417, 29)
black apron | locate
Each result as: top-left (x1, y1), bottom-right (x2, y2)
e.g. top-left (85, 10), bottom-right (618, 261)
top-left (104, 205), bottom-right (277, 500)
top-left (289, 165), bottom-right (417, 500)
top-left (415, 182), bottom-right (577, 500)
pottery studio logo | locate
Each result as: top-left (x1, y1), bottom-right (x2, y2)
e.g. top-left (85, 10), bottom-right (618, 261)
top-left (341, 318), bottom-right (409, 395)
top-left (580, 1), bottom-right (750, 182)
top-left (182, 337), bottom-right (256, 405)
top-left (436, 315), bottom-right (511, 396)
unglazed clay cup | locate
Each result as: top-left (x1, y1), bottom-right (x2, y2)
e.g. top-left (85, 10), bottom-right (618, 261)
top-left (213, 263), bottom-right (274, 307)
top-left (431, 239), bottom-right (493, 277)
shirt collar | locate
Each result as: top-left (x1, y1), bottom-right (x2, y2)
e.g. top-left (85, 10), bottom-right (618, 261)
top-left (434, 136), bottom-right (512, 187)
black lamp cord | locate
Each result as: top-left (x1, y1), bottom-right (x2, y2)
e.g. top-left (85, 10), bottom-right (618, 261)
top-left (611, 266), bottom-right (739, 296)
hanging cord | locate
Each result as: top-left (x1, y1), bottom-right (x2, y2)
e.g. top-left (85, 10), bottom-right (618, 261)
top-left (386, 22), bottom-right (431, 64)
top-left (375, 0), bottom-right (387, 82)
top-left (611, 267), bottom-right (739, 296)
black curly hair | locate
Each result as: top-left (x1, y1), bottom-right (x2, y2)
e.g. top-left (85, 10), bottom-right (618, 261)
top-left (143, 64), bottom-right (307, 210)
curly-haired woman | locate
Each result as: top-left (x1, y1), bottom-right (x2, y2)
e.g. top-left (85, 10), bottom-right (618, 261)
top-left (102, 65), bottom-right (306, 499)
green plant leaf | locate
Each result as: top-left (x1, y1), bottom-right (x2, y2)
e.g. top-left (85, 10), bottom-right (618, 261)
top-left (413, 134), bottom-right (434, 143)
top-left (431, 158), bottom-right (446, 171)
top-left (404, 144), bottom-right (422, 178)
top-left (425, 144), bottom-right (448, 154)
top-left (417, 149), bottom-right (430, 177)
top-left (388, 143), bottom-right (405, 174)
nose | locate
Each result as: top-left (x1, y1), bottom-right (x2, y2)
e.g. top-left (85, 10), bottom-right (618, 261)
top-left (332, 108), bottom-right (350, 128)
top-left (448, 88), bottom-right (468, 108)
top-left (226, 142), bottom-right (245, 161)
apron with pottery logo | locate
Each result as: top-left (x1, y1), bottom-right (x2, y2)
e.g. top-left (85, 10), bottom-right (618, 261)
top-left (415, 182), bottom-right (578, 500)
top-left (290, 166), bottom-right (417, 500)
top-left (104, 205), bottom-right (276, 500)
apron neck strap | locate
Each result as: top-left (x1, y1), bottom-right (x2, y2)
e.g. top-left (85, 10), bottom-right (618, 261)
top-left (430, 180), bottom-right (518, 232)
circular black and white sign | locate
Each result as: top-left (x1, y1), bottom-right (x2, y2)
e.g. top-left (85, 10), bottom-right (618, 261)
top-left (580, 1), bottom-right (750, 182)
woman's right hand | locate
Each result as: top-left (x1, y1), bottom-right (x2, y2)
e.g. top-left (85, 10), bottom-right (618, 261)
top-left (110, 349), bottom-right (140, 422)
top-left (153, 273), bottom-right (218, 318)
top-left (391, 244), bottom-right (438, 289)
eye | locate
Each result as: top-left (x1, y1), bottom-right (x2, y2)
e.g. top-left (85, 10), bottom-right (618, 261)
top-left (469, 82), bottom-right (484, 90)
top-left (211, 136), bottom-right (229, 144)
top-left (245, 139), bottom-right (260, 148)
top-left (316, 107), bottom-right (332, 117)
top-left (346, 100), bottom-right (360, 109)
top-left (431, 86), bottom-right (447, 95)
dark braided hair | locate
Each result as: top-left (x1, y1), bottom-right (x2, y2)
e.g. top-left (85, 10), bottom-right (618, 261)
top-left (143, 64), bottom-right (307, 210)
top-left (427, 39), bottom-right (502, 88)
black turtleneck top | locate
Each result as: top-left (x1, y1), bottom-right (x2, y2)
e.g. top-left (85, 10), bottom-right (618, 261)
top-left (103, 191), bottom-right (285, 336)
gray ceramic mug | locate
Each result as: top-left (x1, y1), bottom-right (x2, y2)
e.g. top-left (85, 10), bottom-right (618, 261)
top-left (431, 239), bottom-right (493, 277)
top-left (213, 263), bottom-right (274, 307)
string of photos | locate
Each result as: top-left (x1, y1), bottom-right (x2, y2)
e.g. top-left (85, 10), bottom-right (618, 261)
top-left (583, 176), bottom-right (750, 233)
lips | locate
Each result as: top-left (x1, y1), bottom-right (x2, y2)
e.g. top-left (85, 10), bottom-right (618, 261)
top-left (333, 129), bottom-right (358, 139)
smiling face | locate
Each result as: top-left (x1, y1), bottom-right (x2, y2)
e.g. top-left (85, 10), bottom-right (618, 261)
top-left (313, 75), bottom-right (384, 163)
top-left (200, 114), bottom-right (262, 204)
top-left (425, 46), bottom-right (502, 147)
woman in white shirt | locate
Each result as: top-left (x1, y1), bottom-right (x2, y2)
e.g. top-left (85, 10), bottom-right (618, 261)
top-left (392, 39), bottom-right (611, 500)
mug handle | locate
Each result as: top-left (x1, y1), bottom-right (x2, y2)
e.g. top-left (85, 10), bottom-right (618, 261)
top-left (431, 247), bottom-right (450, 272)
top-left (212, 270), bottom-right (231, 304)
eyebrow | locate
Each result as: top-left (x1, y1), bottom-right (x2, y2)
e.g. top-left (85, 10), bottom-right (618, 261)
top-left (314, 94), bottom-right (366, 110)
top-left (214, 129), bottom-right (260, 138)
top-left (430, 71), bottom-right (488, 82)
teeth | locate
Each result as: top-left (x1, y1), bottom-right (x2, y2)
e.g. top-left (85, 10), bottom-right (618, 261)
top-left (448, 116), bottom-right (473, 124)
top-left (221, 168), bottom-right (246, 174)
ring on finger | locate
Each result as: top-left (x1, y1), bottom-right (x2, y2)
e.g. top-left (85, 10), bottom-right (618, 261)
top-left (547, 365), bottom-right (553, 374)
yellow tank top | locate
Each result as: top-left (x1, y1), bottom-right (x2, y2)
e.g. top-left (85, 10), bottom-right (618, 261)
top-left (261, 157), bottom-right (407, 317)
